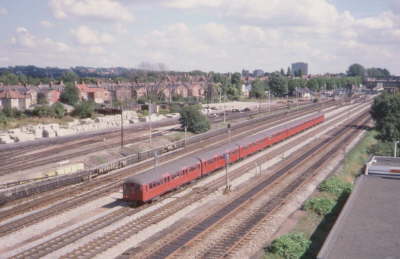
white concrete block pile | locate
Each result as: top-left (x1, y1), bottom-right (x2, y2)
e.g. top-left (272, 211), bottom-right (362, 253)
top-left (0, 111), bottom-right (170, 144)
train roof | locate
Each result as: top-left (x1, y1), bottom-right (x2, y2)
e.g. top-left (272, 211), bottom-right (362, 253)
top-left (195, 143), bottom-right (240, 161)
top-left (125, 156), bottom-right (200, 185)
top-left (236, 113), bottom-right (323, 147)
top-left (125, 112), bottom-right (324, 185)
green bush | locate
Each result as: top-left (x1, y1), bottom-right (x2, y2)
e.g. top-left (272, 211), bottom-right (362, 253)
top-left (3, 107), bottom-right (22, 118)
top-left (367, 141), bottom-right (393, 156)
top-left (269, 232), bottom-right (311, 259)
top-left (179, 105), bottom-right (210, 134)
top-left (52, 102), bottom-right (66, 118)
top-left (319, 177), bottom-right (352, 197)
top-left (0, 111), bottom-right (8, 125)
top-left (303, 197), bottom-right (335, 216)
top-left (32, 105), bottom-right (55, 117)
top-left (73, 101), bottom-right (95, 118)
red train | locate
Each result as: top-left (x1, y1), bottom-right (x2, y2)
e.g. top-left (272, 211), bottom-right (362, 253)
top-left (123, 113), bottom-right (325, 203)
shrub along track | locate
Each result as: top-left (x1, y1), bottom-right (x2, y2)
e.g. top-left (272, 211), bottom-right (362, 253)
top-left (0, 103), bottom-right (335, 238)
top-left (9, 101), bottom-right (364, 259)
top-left (124, 111), bottom-right (370, 259)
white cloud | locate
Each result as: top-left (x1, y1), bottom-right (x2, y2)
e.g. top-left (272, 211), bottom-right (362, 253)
top-left (0, 7), bottom-right (7, 15)
top-left (40, 20), bottom-right (54, 28)
top-left (71, 25), bottom-right (115, 45)
top-left (11, 27), bottom-right (70, 52)
top-left (50, 0), bottom-right (134, 22)
top-left (164, 0), bottom-right (224, 9)
top-left (88, 46), bottom-right (106, 54)
top-left (200, 23), bottom-right (231, 43)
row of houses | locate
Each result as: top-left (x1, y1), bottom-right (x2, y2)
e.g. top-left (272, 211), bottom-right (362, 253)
top-left (0, 80), bottom-right (211, 110)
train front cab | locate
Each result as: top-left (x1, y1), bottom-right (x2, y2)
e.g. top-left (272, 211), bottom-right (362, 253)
top-left (123, 182), bottom-right (143, 203)
top-left (141, 164), bottom-right (202, 202)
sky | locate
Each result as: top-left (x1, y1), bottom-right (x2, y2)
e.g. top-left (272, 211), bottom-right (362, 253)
top-left (0, 0), bottom-right (399, 74)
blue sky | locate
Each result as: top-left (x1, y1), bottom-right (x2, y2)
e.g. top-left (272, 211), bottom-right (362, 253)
top-left (0, 0), bottom-right (399, 74)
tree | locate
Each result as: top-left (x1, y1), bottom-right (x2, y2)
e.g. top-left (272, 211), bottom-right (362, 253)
top-left (73, 101), bottom-right (95, 118)
top-left (280, 68), bottom-right (285, 76)
top-left (179, 105), bottom-right (210, 133)
top-left (231, 72), bottom-right (241, 86)
top-left (37, 92), bottom-right (48, 105)
top-left (286, 67), bottom-right (292, 76)
top-left (268, 73), bottom-right (288, 97)
top-left (306, 78), bottom-right (320, 91)
top-left (346, 63), bottom-right (365, 77)
top-left (250, 79), bottom-right (266, 98)
top-left (370, 93), bottom-right (400, 142)
top-left (61, 71), bottom-right (79, 83)
top-left (60, 83), bottom-right (80, 105)
top-left (366, 67), bottom-right (391, 78)
top-left (52, 102), bottom-right (65, 118)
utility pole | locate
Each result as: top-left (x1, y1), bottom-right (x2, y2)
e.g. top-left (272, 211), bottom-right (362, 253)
top-left (268, 90), bottom-right (271, 112)
top-left (120, 105), bottom-right (124, 149)
top-left (223, 99), bottom-right (226, 124)
top-left (154, 150), bottom-right (158, 170)
top-left (394, 141), bottom-right (399, 157)
top-left (148, 101), bottom-right (152, 147)
top-left (227, 123), bottom-right (231, 144)
top-left (184, 126), bottom-right (187, 147)
top-left (224, 153), bottom-right (230, 193)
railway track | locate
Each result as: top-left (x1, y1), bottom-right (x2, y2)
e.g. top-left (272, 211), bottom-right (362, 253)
top-left (127, 111), bottom-right (369, 259)
top-left (7, 103), bottom-right (369, 258)
top-left (196, 118), bottom-right (369, 259)
top-left (0, 130), bottom-right (168, 176)
top-left (0, 103), bottom-right (305, 176)
top-left (0, 103), bottom-right (333, 236)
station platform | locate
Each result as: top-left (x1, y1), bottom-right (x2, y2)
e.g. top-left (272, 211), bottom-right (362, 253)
top-left (318, 158), bottom-right (400, 259)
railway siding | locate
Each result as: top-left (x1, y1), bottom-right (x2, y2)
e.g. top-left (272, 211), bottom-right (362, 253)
top-left (118, 111), bottom-right (369, 259)
top-left (0, 102), bottom-right (326, 204)
top-left (0, 101), bottom-right (368, 258)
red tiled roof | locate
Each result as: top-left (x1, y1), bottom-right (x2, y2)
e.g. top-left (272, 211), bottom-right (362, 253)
top-left (0, 90), bottom-right (26, 99)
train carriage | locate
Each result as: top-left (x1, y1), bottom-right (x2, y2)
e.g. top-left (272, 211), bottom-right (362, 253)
top-left (123, 157), bottom-right (201, 202)
top-left (123, 113), bottom-right (325, 203)
top-left (236, 132), bottom-right (271, 159)
top-left (196, 143), bottom-right (240, 176)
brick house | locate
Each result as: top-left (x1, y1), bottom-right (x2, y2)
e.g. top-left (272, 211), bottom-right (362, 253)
top-left (42, 89), bottom-right (61, 104)
top-left (76, 83), bottom-right (111, 104)
top-left (187, 83), bottom-right (205, 98)
top-left (172, 84), bottom-right (188, 98)
top-left (0, 89), bottom-right (31, 110)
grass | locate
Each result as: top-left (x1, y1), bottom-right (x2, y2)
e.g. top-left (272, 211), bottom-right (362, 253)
top-left (265, 129), bottom-right (378, 259)
top-left (0, 116), bottom-right (75, 131)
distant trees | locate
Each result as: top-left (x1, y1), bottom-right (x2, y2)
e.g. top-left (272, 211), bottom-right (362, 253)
top-left (250, 79), bottom-right (266, 98)
top-left (269, 73), bottom-right (288, 97)
top-left (179, 105), bottom-right (210, 134)
top-left (347, 64), bottom-right (391, 78)
top-left (366, 67), bottom-right (391, 78)
top-left (347, 64), bottom-right (365, 77)
top-left (370, 93), bottom-right (400, 142)
top-left (61, 71), bottom-right (79, 83)
top-left (60, 83), bottom-right (80, 105)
